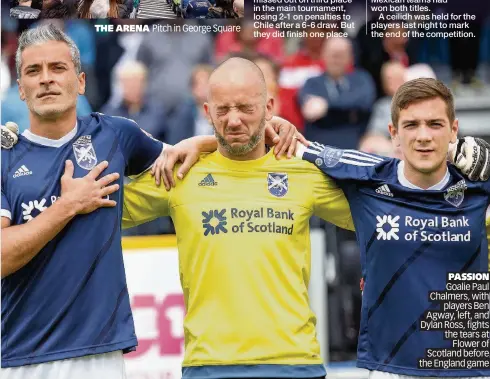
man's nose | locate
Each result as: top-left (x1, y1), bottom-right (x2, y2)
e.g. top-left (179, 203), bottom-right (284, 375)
top-left (39, 66), bottom-right (54, 86)
top-left (416, 125), bottom-right (432, 142)
top-left (227, 109), bottom-right (242, 127)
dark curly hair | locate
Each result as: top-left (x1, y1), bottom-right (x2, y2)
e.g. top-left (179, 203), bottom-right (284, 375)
top-left (41, 0), bottom-right (78, 18)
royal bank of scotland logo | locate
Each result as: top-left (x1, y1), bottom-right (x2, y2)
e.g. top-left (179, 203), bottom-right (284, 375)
top-left (73, 135), bottom-right (97, 170)
top-left (202, 209), bottom-right (228, 236)
top-left (268, 173), bottom-right (288, 198)
top-left (21, 198), bottom-right (47, 221)
top-left (376, 215), bottom-right (400, 241)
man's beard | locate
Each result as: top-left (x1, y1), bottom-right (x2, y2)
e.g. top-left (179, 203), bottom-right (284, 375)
top-left (28, 101), bottom-right (71, 120)
top-left (212, 116), bottom-right (266, 157)
top-left (25, 81), bottom-right (78, 120)
top-left (28, 95), bottom-right (77, 120)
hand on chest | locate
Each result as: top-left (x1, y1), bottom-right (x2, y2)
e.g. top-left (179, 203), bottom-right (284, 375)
top-left (8, 133), bottom-right (123, 222)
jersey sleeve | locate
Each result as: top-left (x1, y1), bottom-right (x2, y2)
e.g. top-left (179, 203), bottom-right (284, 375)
top-left (110, 116), bottom-right (165, 177)
top-left (480, 176), bottom-right (490, 195)
top-left (1, 190), bottom-right (11, 220)
top-left (311, 171), bottom-right (355, 231)
top-left (298, 142), bottom-right (389, 182)
top-left (122, 171), bottom-right (170, 229)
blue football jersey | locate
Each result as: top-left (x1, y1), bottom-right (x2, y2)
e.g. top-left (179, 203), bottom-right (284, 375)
top-left (301, 143), bottom-right (490, 377)
top-left (1, 113), bottom-right (163, 367)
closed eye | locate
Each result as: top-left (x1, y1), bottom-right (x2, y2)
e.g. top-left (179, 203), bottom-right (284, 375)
top-left (239, 105), bottom-right (254, 113)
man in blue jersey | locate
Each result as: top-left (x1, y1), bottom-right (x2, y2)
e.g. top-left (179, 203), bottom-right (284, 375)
top-left (0, 23), bottom-right (166, 379)
top-left (0, 25), bottom-right (302, 379)
top-left (297, 78), bottom-right (490, 379)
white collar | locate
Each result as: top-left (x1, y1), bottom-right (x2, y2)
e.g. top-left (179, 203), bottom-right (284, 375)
top-left (22, 122), bottom-right (78, 148)
top-left (397, 160), bottom-right (450, 190)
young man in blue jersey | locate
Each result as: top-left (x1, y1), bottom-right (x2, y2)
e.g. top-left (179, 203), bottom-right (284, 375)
top-left (0, 25), bottom-right (302, 379)
top-left (297, 78), bottom-right (490, 379)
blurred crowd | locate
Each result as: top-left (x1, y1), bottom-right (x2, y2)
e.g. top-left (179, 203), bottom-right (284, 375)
top-left (8, 0), bottom-right (133, 19)
top-left (173, 0), bottom-right (244, 19)
top-left (8, 0), bottom-right (243, 19)
top-left (4, 17), bottom-right (490, 147)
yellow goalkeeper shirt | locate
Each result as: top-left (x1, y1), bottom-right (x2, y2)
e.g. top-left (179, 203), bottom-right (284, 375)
top-left (122, 149), bottom-right (354, 379)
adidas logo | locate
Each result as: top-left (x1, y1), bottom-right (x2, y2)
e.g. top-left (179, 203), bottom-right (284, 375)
top-left (375, 184), bottom-right (393, 197)
top-left (13, 165), bottom-right (33, 178)
top-left (199, 174), bottom-right (218, 187)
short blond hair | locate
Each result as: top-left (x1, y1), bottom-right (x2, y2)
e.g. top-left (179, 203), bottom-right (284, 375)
top-left (116, 61), bottom-right (147, 79)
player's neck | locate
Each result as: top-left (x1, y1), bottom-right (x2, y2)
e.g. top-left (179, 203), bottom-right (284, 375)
top-left (403, 162), bottom-right (448, 190)
top-left (29, 110), bottom-right (77, 140)
top-left (218, 143), bottom-right (266, 161)
top-left (126, 100), bottom-right (142, 114)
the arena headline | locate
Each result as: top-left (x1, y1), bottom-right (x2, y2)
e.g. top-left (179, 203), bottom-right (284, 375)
top-left (93, 24), bottom-right (241, 33)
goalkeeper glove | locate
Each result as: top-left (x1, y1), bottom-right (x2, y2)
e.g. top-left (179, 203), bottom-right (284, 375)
top-left (448, 137), bottom-right (490, 181)
top-left (1, 122), bottom-right (19, 149)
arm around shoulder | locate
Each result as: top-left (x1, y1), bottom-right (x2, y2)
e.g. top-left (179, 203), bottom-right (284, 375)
top-left (310, 169), bottom-right (355, 232)
top-left (123, 170), bottom-right (171, 229)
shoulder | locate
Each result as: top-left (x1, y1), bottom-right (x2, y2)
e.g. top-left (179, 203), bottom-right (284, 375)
top-left (278, 158), bottom-right (347, 194)
top-left (351, 68), bottom-right (374, 82)
top-left (341, 149), bottom-right (398, 179)
top-left (340, 147), bottom-right (394, 165)
top-left (165, 151), bottom-right (214, 177)
top-left (84, 112), bottom-right (146, 137)
top-left (268, 155), bottom-right (333, 181)
top-left (1, 138), bottom-right (32, 185)
top-left (309, 143), bottom-right (395, 170)
top-left (87, 112), bottom-right (138, 128)
top-left (194, 152), bottom-right (220, 169)
top-left (304, 74), bottom-right (324, 86)
top-left (447, 164), bottom-right (487, 191)
top-left (1, 136), bottom-right (31, 160)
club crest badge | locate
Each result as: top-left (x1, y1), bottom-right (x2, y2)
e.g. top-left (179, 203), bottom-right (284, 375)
top-left (268, 173), bottom-right (288, 198)
top-left (322, 146), bottom-right (343, 167)
top-left (444, 179), bottom-right (467, 207)
top-left (73, 135), bottom-right (97, 170)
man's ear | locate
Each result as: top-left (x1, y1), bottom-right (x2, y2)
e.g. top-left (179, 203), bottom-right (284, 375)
top-left (17, 79), bottom-right (26, 101)
top-left (450, 118), bottom-right (459, 144)
top-left (265, 96), bottom-right (274, 121)
top-left (203, 102), bottom-right (212, 124)
top-left (77, 72), bottom-right (86, 96)
top-left (388, 123), bottom-right (400, 147)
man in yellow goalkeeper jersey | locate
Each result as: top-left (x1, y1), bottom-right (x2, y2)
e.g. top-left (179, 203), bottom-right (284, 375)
top-left (122, 57), bottom-right (354, 379)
